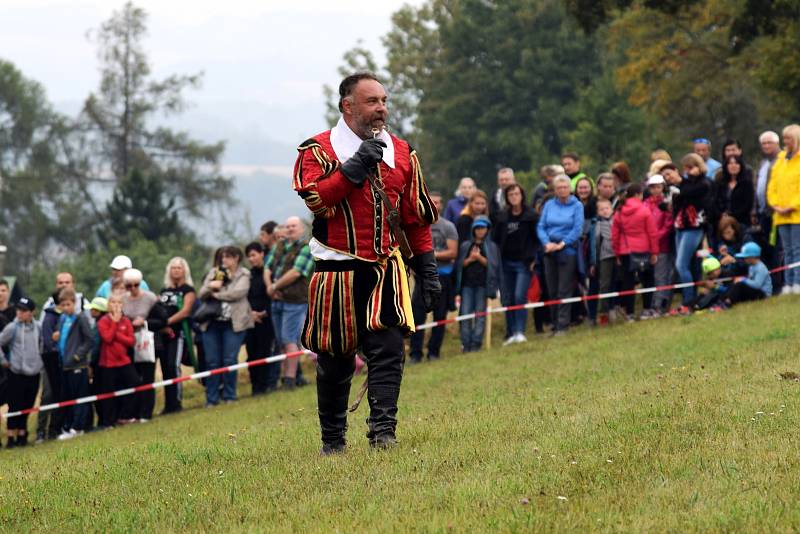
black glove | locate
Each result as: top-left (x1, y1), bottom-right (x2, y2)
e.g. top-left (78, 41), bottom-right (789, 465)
top-left (408, 251), bottom-right (441, 313)
top-left (340, 138), bottom-right (387, 186)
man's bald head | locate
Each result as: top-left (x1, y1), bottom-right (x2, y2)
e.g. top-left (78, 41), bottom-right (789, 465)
top-left (284, 216), bottom-right (305, 241)
top-left (55, 272), bottom-right (74, 290)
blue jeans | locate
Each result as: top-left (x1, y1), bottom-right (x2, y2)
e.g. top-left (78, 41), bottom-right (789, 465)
top-left (203, 321), bottom-right (247, 405)
top-left (675, 229), bottom-right (704, 305)
top-left (778, 224), bottom-right (800, 286)
top-left (61, 368), bottom-right (89, 431)
top-left (501, 260), bottom-right (532, 337)
top-left (271, 301), bottom-right (307, 347)
top-left (459, 286), bottom-right (487, 352)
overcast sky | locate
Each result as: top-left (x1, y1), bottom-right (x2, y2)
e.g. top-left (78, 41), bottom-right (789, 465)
top-left (2, 0), bottom-right (424, 229)
top-left (2, 0), bottom-right (420, 162)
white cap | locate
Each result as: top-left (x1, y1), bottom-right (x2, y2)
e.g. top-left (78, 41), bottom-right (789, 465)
top-left (647, 174), bottom-right (665, 186)
top-left (109, 255), bottom-right (133, 270)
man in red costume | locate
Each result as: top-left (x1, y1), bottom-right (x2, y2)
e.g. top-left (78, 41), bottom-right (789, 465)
top-left (293, 72), bottom-right (440, 454)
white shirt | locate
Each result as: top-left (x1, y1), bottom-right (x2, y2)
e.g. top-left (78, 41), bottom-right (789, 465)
top-left (329, 116), bottom-right (395, 169)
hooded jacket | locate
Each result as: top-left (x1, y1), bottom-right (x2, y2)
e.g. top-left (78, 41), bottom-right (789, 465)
top-left (455, 219), bottom-right (502, 296)
top-left (56, 313), bottom-right (94, 370)
top-left (0, 319), bottom-right (44, 376)
top-left (536, 195), bottom-right (584, 256)
top-left (612, 197), bottom-right (658, 255)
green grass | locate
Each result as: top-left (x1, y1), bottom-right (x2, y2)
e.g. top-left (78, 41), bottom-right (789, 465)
top-left (2, 297), bottom-right (800, 532)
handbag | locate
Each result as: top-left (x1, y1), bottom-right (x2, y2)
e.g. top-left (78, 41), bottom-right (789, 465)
top-left (192, 298), bottom-right (221, 324)
top-left (526, 273), bottom-right (542, 303)
top-left (134, 322), bottom-right (156, 363)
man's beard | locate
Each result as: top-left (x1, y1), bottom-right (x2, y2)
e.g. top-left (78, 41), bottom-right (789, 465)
top-left (351, 109), bottom-right (387, 139)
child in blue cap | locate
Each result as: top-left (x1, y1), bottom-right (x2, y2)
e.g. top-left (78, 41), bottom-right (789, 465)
top-left (455, 215), bottom-right (501, 352)
top-left (725, 242), bottom-right (772, 306)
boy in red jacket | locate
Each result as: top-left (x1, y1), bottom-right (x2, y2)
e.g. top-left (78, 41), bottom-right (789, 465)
top-left (96, 293), bottom-right (139, 427)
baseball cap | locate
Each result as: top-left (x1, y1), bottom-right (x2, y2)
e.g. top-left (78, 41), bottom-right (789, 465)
top-left (735, 242), bottom-right (762, 259)
top-left (109, 255), bottom-right (133, 270)
top-left (16, 297), bottom-right (36, 311)
top-left (89, 297), bottom-right (108, 313)
top-left (471, 215), bottom-right (491, 230)
top-left (702, 257), bottom-right (721, 274)
top-left (647, 174), bottom-right (665, 186)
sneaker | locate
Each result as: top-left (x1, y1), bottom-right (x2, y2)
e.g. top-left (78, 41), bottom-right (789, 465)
top-left (597, 313), bottom-right (609, 326)
top-left (793, 284), bottom-right (800, 295)
top-left (407, 356), bottom-right (423, 365)
top-left (781, 285), bottom-right (792, 296)
top-left (502, 336), bottom-right (517, 346)
top-left (116, 418), bottom-right (136, 425)
top-left (138, 418), bottom-right (150, 423)
top-left (57, 429), bottom-right (77, 441)
top-left (514, 333), bottom-right (528, 343)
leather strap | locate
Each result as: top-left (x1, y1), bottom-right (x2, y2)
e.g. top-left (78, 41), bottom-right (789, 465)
top-left (367, 170), bottom-right (414, 259)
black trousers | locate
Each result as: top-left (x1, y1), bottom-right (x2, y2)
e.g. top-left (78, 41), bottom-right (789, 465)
top-left (409, 274), bottom-right (452, 359)
top-left (543, 253), bottom-right (577, 331)
top-left (97, 364), bottom-right (139, 426)
top-left (245, 318), bottom-right (276, 394)
top-left (727, 282), bottom-right (766, 305)
top-left (317, 327), bottom-right (404, 446)
top-left (159, 335), bottom-right (183, 412)
top-left (7, 372), bottom-right (40, 431)
top-left (619, 255), bottom-right (654, 314)
top-left (134, 361), bottom-right (156, 419)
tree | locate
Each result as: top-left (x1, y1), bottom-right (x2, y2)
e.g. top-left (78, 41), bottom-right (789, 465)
top-left (98, 168), bottom-right (183, 248)
top-left (81, 2), bottom-right (232, 218)
top-left (327, 0), bottom-right (604, 191)
top-left (605, 0), bottom-right (777, 153)
top-left (0, 60), bottom-right (92, 276)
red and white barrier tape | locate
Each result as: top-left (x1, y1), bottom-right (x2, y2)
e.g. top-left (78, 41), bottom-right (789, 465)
top-left (4, 260), bottom-right (798, 420)
top-left (2, 350), bottom-right (311, 419)
top-left (415, 260), bottom-right (800, 330)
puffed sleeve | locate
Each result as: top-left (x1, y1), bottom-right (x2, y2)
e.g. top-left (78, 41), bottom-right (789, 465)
top-left (400, 146), bottom-right (438, 255)
top-left (292, 138), bottom-right (356, 218)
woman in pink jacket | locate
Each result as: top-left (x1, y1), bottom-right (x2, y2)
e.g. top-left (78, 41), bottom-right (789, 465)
top-left (612, 183), bottom-right (659, 320)
top-left (644, 175), bottom-right (675, 316)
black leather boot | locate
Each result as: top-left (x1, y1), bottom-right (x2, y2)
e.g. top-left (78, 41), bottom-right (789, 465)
top-left (316, 354), bottom-right (355, 455)
top-left (365, 385), bottom-right (400, 448)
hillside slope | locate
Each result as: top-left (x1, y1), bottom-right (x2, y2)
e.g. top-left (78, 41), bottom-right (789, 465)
top-left (2, 297), bottom-right (800, 532)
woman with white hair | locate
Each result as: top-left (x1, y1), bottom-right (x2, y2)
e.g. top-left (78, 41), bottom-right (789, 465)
top-left (536, 175), bottom-right (584, 335)
top-left (158, 257), bottom-right (196, 414)
top-left (122, 268), bottom-right (169, 422)
top-left (768, 124), bottom-right (800, 294)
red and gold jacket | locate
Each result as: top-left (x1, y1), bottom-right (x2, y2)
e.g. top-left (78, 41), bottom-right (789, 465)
top-left (292, 130), bottom-right (437, 262)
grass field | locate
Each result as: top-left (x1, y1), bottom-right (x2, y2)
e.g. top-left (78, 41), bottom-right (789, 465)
top-left (2, 296), bottom-right (800, 532)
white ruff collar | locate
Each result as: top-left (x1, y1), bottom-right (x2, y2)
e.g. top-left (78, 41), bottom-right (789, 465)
top-left (329, 116), bottom-right (395, 169)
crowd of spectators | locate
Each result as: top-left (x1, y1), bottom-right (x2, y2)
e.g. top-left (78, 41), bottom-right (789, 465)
top-left (2, 124), bottom-right (799, 448)
top-left (413, 124), bottom-right (800, 355)
top-left (0, 217), bottom-right (313, 448)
